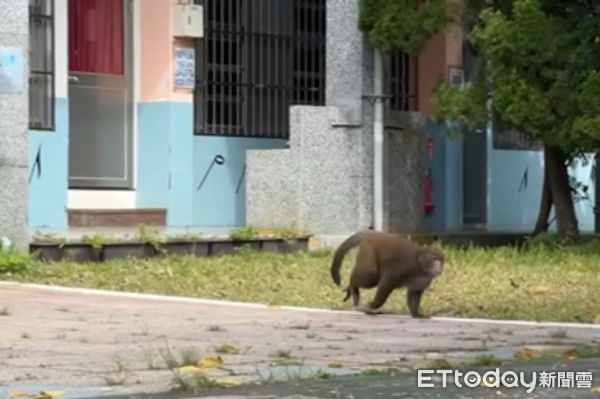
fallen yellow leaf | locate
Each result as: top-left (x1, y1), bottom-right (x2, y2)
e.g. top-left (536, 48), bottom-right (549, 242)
top-left (514, 348), bottom-right (536, 359)
top-left (214, 378), bottom-right (242, 388)
top-left (41, 392), bottom-right (64, 398)
top-left (532, 286), bottom-right (550, 295)
top-left (591, 386), bottom-right (600, 393)
top-left (9, 391), bottom-right (29, 398)
top-left (199, 356), bottom-right (224, 368)
top-left (562, 349), bottom-right (579, 359)
top-left (178, 365), bottom-right (203, 373)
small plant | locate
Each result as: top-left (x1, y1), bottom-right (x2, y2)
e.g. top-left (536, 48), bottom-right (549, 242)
top-left (159, 340), bottom-right (180, 368)
top-left (180, 347), bottom-right (202, 367)
top-left (419, 358), bottom-right (453, 370)
top-left (574, 344), bottom-right (600, 359)
top-left (82, 233), bottom-right (115, 251)
top-left (459, 354), bottom-right (503, 368)
top-left (229, 225), bottom-right (261, 241)
top-left (142, 348), bottom-right (163, 370)
top-left (0, 306), bottom-right (10, 316)
top-left (170, 371), bottom-right (220, 392)
top-left (216, 344), bottom-right (240, 355)
top-left (270, 349), bottom-right (292, 359)
top-left (273, 222), bottom-right (312, 243)
top-left (207, 325), bottom-right (225, 332)
top-left (105, 357), bottom-right (132, 386)
top-left (136, 224), bottom-right (166, 250)
top-left (32, 232), bottom-right (68, 245)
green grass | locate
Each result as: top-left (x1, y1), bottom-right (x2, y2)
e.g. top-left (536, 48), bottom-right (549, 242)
top-left (2, 242), bottom-right (600, 323)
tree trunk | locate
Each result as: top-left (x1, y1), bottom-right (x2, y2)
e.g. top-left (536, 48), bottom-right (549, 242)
top-left (545, 146), bottom-right (579, 243)
top-left (532, 146), bottom-right (552, 236)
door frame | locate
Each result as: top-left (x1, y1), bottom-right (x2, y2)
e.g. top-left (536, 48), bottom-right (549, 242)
top-left (67, 0), bottom-right (135, 190)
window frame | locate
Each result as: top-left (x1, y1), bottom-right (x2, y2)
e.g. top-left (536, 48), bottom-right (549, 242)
top-left (28, 0), bottom-right (56, 131)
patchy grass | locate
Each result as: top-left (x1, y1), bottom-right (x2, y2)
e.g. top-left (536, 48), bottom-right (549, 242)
top-left (3, 241), bottom-right (600, 323)
top-left (270, 349), bottom-right (292, 359)
top-left (104, 357), bottom-right (132, 386)
top-left (216, 344), bottom-right (240, 355)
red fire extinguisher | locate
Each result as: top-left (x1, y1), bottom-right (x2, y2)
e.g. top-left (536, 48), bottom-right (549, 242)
top-left (425, 137), bottom-right (434, 214)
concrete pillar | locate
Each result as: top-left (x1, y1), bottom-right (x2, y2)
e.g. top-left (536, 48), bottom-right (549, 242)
top-left (0, 0), bottom-right (29, 250)
top-left (326, 0), bottom-right (374, 231)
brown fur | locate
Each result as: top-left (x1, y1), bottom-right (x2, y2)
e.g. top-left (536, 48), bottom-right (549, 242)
top-left (330, 231), bottom-right (444, 318)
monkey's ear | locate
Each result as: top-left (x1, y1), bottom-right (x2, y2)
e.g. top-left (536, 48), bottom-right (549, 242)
top-left (415, 249), bottom-right (429, 269)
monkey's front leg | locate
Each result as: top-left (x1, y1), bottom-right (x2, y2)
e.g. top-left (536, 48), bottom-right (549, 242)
top-left (407, 289), bottom-right (430, 319)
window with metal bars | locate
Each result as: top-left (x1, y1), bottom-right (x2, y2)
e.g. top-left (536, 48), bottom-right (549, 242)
top-left (29, 0), bottom-right (55, 131)
top-left (493, 114), bottom-right (543, 150)
top-left (194, 0), bottom-right (326, 138)
top-left (385, 51), bottom-right (418, 112)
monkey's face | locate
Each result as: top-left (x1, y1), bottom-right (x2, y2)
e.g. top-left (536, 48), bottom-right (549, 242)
top-left (418, 248), bottom-right (444, 277)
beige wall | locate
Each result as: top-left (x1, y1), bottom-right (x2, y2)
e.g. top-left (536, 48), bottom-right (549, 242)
top-left (140, 0), bottom-right (195, 102)
top-left (416, 26), bottom-right (464, 116)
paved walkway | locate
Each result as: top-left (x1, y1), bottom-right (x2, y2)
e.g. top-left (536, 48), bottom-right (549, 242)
top-left (0, 282), bottom-right (598, 398)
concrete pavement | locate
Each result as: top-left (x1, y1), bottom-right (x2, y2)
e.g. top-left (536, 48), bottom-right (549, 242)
top-left (0, 281), bottom-right (598, 398)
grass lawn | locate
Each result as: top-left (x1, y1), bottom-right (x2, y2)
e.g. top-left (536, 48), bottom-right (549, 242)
top-left (1, 239), bottom-right (600, 323)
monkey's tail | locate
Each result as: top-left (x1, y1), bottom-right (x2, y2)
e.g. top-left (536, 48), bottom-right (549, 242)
top-left (342, 286), bottom-right (350, 302)
top-left (330, 232), bottom-right (363, 286)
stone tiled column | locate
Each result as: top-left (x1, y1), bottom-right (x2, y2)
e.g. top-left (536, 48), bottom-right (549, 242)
top-left (0, 0), bottom-right (29, 250)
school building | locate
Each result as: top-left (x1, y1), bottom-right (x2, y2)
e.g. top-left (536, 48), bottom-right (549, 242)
top-left (10, 0), bottom-right (599, 238)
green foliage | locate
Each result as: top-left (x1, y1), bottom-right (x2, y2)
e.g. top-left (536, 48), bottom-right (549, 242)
top-left (32, 232), bottom-right (68, 247)
top-left (433, 0), bottom-right (600, 155)
top-left (228, 225), bottom-right (260, 241)
top-left (136, 224), bottom-right (167, 249)
top-left (358, 0), bottom-right (457, 55)
top-left (0, 249), bottom-right (34, 274)
top-left (81, 234), bottom-right (115, 251)
top-left (273, 222), bottom-right (312, 243)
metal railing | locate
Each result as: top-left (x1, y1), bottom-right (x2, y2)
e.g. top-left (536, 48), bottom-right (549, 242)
top-left (194, 0), bottom-right (326, 138)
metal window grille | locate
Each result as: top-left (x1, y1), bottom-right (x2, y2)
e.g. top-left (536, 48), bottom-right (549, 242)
top-left (385, 51), bottom-right (418, 111)
top-left (29, 0), bottom-right (55, 131)
top-left (492, 113), bottom-right (543, 150)
top-left (194, 0), bottom-right (326, 138)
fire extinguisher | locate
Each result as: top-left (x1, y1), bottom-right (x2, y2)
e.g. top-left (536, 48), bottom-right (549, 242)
top-left (425, 137), bottom-right (434, 214)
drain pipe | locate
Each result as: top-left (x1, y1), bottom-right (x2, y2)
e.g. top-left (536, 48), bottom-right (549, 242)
top-left (373, 50), bottom-right (384, 231)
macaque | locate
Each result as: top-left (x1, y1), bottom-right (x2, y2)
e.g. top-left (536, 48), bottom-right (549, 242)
top-left (330, 231), bottom-right (444, 318)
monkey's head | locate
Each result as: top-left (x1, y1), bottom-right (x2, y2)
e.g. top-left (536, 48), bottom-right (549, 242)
top-left (416, 247), bottom-right (444, 277)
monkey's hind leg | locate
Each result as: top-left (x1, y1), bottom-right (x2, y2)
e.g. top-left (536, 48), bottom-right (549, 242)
top-left (363, 280), bottom-right (395, 315)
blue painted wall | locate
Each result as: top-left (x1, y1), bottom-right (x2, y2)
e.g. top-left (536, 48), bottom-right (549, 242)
top-left (136, 102), bottom-right (170, 209)
top-left (137, 100), bottom-right (287, 227)
top-left (425, 119), bottom-right (463, 232)
top-left (28, 98), bottom-right (69, 229)
top-left (136, 101), bottom-right (195, 226)
top-left (193, 136), bottom-right (286, 226)
top-left (488, 148), bottom-right (596, 232)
